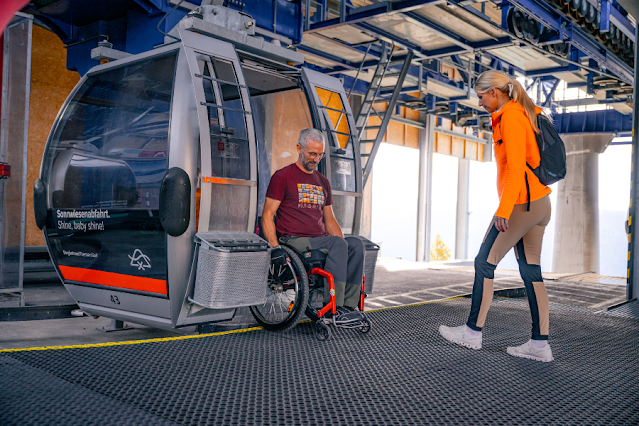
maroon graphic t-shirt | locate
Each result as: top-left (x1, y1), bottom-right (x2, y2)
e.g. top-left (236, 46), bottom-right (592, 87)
top-left (265, 163), bottom-right (333, 238)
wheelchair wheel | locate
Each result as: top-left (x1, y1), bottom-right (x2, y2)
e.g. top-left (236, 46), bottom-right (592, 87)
top-left (358, 318), bottom-right (372, 334)
top-left (250, 246), bottom-right (309, 332)
top-left (315, 320), bottom-right (331, 341)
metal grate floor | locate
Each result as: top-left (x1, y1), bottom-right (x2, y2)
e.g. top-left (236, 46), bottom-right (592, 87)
top-left (605, 299), bottom-right (639, 320)
top-left (2, 298), bottom-right (638, 426)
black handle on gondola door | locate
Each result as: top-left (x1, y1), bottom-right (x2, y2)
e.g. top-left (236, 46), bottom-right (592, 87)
top-left (34, 178), bottom-right (48, 230)
top-left (159, 167), bottom-right (191, 237)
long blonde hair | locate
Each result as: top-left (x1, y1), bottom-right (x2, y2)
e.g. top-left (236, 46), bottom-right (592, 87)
top-left (474, 70), bottom-right (540, 133)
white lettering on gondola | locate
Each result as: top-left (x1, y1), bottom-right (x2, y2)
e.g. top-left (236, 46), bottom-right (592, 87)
top-left (63, 250), bottom-right (98, 258)
top-left (56, 210), bottom-right (108, 232)
top-left (57, 209), bottom-right (111, 219)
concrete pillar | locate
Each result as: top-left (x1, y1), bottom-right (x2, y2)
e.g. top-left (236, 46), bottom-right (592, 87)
top-left (552, 133), bottom-right (614, 274)
top-left (416, 114), bottom-right (435, 262)
top-left (455, 158), bottom-right (469, 259)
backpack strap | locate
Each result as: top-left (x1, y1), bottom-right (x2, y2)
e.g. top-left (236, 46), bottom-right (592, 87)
top-left (524, 171), bottom-right (530, 212)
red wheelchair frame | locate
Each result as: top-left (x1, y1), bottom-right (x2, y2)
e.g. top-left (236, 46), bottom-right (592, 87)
top-left (311, 268), bottom-right (366, 318)
top-left (308, 267), bottom-right (371, 341)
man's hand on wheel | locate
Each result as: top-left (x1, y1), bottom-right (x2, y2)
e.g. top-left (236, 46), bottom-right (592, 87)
top-left (271, 246), bottom-right (290, 269)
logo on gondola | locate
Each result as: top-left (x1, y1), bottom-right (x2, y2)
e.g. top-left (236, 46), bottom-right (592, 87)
top-left (129, 249), bottom-right (151, 270)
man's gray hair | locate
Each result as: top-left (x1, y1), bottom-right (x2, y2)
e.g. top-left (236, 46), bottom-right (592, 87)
top-left (297, 128), bottom-right (325, 150)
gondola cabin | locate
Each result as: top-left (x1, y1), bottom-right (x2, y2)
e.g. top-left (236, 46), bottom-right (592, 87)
top-left (34, 8), bottom-right (364, 329)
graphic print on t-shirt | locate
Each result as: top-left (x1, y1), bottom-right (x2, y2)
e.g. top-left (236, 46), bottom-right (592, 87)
top-left (297, 183), bottom-right (325, 209)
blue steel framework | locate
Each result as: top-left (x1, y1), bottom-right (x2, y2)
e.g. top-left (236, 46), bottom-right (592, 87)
top-left (21, 0), bottom-right (635, 132)
top-left (22, 0), bottom-right (303, 75)
top-left (298, 0), bottom-right (635, 131)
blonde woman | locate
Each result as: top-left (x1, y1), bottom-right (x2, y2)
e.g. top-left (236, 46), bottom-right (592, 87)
top-left (439, 70), bottom-right (554, 362)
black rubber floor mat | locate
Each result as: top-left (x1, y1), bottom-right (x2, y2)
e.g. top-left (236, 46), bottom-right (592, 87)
top-left (0, 355), bottom-right (177, 425)
top-left (2, 299), bottom-right (638, 426)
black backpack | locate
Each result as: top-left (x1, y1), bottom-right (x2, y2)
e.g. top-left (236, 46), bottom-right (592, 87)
top-left (527, 114), bottom-right (567, 186)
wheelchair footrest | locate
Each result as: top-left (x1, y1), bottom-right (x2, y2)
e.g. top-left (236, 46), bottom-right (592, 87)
top-left (319, 313), bottom-right (372, 330)
top-left (333, 320), bottom-right (369, 330)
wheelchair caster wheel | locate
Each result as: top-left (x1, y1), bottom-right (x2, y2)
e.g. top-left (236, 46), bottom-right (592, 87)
top-left (315, 320), bottom-right (331, 341)
top-left (358, 319), bottom-right (372, 334)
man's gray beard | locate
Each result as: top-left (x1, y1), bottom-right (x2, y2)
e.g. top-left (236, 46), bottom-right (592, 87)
top-left (301, 158), bottom-right (316, 171)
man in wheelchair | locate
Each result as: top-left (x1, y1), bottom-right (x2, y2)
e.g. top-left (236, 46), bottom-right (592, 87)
top-left (262, 128), bottom-right (366, 326)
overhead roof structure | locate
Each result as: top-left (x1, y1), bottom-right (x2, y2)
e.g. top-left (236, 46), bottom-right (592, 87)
top-left (15, 0), bottom-right (638, 130)
top-left (296, 0), bottom-right (636, 124)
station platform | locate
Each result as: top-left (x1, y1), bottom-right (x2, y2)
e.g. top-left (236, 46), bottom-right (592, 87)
top-left (1, 260), bottom-right (636, 425)
top-left (2, 296), bottom-right (639, 425)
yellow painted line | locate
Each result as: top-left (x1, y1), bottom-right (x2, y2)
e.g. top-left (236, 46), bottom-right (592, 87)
top-left (1, 297), bottom-right (468, 353)
top-left (0, 326), bottom-right (263, 353)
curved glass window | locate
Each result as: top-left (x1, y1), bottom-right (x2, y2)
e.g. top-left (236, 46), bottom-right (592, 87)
top-left (42, 53), bottom-right (177, 210)
top-left (199, 56), bottom-right (250, 180)
top-left (315, 87), bottom-right (350, 148)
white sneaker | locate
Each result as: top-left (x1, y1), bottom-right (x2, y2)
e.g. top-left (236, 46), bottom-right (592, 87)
top-left (507, 340), bottom-right (554, 362)
top-left (439, 325), bottom-right (482, 350)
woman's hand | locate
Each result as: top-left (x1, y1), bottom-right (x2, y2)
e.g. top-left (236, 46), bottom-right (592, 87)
top-left (495, 216), bottom-right (509, 232)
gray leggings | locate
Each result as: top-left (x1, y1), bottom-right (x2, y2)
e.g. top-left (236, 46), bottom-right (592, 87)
top-left (280, 235), bottom-right (365, 308)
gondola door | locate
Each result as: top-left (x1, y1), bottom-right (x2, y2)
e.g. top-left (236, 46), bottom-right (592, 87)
top-left (301, 68), bottom-right (363, 235)
top-left (181, 30), bottom-right (258, 235)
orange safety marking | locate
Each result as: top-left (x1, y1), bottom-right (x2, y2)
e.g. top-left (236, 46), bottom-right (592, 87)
top-left (202, 176), bottom-right (256, 186)
top-left (58, 265), bottom-right (167, 295)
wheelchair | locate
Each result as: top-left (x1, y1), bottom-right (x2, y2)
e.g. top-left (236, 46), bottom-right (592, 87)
top-left (249, 245), bottom-right (372, 341)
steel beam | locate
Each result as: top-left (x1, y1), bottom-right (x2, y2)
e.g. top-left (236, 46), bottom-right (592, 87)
top-left (525, 66), bottom-right (571, 77)
top-left (296, 45), bottom-right (358, 69)
top-left (542, 79), bottom-right (560, 108)
top-left (306, 0), bottom-right (447, 33)
top-left (391, 115), bottom-right (425, 128)
top-left (309, 33), bottom-right (381, 60)
top-left (600, 0), bottom-right (611, 33)
top-left (352, 22), bottom-right (435, 60)
top-left (434, 127), bottom-right (488, 145)
top-left (553, 109), bottom-right (633, 134)
top-left (609, 1), bottom-right (636, 43)
top-left (400, 11), bottom-right (474, 51)
top-left (349, 22), bottom-right (513, 60)
top-left (324, 59), bottom-right (385, 75)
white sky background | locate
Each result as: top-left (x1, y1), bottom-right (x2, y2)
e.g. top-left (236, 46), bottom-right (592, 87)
top-left (370, 141), bottom-right (631, 277)
top-left (371, 143), bottom-right (419, 261)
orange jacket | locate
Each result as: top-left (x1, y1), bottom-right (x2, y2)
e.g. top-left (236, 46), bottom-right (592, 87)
top-left (492, 100), bottom-right (551, 220)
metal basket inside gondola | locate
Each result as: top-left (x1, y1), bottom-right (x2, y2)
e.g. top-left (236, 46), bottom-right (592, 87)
top-left (353, 236), bottom-right (380, 294)
top-left (191, 232), bottom-right (270, 309)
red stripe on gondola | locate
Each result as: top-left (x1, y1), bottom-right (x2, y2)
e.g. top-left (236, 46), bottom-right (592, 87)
top-left (58, 265), bottom-right (167, 295)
